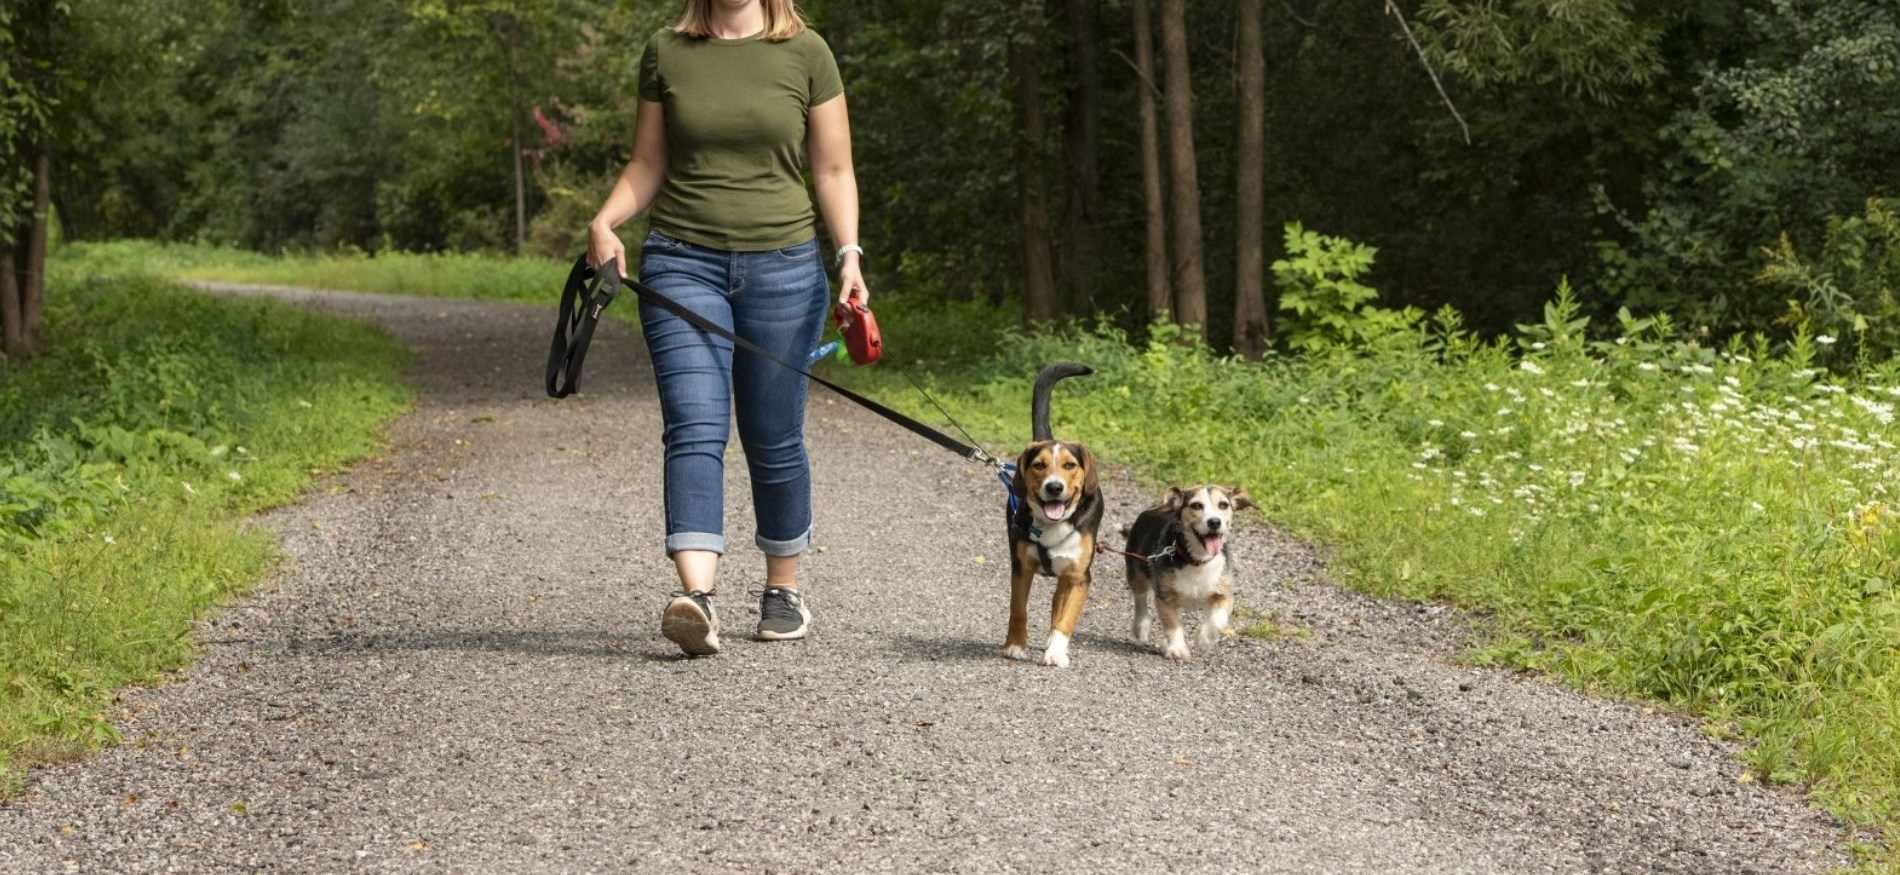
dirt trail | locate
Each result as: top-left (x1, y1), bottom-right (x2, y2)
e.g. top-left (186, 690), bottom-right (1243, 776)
top-left (0, 284), bottom-right (1847, 873)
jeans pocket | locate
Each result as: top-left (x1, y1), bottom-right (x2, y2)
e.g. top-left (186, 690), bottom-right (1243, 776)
top-left (771, 239), bottom-right (821, 261)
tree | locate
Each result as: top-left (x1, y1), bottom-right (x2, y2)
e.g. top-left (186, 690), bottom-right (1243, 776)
top-left (1011, 0), bottom-right (1059, 325)
top-left (0, 0), bottom-right (64, 362)
top-left (1057, 0), bottom-right (1101, 315)
top-left (1157, 0), bottom-right (1206, 339)
top-left (1231, 0), bottom-right (1269, 357)
top-left (1130, 0), bottom-right (1170, 324)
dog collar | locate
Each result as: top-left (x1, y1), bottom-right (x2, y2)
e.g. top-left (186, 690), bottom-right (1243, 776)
top-left (1170, 534), bottom-right (1217, 568)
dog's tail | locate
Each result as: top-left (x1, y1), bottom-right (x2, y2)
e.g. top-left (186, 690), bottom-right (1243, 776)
top-left (1030, 363), bottom-right (1093, 442)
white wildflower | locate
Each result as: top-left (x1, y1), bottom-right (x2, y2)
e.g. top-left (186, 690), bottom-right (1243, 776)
top-left (1520, 360), bottom-right (1545, 376)
top-left (1816, 335), bottom-right (1837, 345)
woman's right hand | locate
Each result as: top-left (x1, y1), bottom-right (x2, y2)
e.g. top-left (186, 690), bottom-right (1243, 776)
top-left (589, 220), bottom-right (627, 279)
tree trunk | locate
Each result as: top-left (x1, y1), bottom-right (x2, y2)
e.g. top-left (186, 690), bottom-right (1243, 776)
top-left (1157, 0), bottom-right (1207, 340)
top-left (1011, 2), bottom-right (1059, 326)
top-left (1, 245), bottom-right (23, 361)
top-left (1132, 0), bottom-right (1170, 324)
top-left (1232, 0), bottom-right (1270, 358)
top-left (24, 137), bottom-right (50, 351)
top-left (506, 11), bottom-right (527, 255)
top-left (1057, 0), bottom-right (1101, 317)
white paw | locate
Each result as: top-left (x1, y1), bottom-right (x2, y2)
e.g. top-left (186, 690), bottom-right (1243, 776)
top-left (1133, 616), bottom-right (1153, 644)
top-left (1004, 645), bottom-right (1030, 661)
top-left (1197, 624), bottom-right (1223, 649)
top-left (1042, 632), bottom-right (1071, 668)
top-left (1164, 641), bottom-right (1192, 661)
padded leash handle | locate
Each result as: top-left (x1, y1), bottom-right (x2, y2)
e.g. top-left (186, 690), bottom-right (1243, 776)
top-left (546, 255), bottom-right (620, 398)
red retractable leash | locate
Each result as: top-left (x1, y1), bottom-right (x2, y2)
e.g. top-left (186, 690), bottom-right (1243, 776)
top-left (832, 293), bottom-right (882, 366)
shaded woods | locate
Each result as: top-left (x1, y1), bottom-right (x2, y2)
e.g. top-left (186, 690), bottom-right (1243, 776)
top-left (4, 1), bottom-right (1899, 358)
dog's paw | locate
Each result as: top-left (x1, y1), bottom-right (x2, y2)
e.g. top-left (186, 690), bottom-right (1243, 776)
top-left (1164, 641), bottom-right (1192, 661)
top-left (1004, 645), bottom-right (1030, 661)
top-left (1196, 623), bottom-right (1223, 650)
top-left (1041, 631), bottom-right (1071, 668)
top-left (1133, 617), bottom-right (1153, 644)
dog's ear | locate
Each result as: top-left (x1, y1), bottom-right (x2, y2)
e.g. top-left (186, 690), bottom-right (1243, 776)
top-left (1011, 447), bottom-right (1033, 497)
top-left (1077, 443), bottom-right (1100, 496)
top-left (1157, 486), bottom-right (1187, 513)
top-left (1229, 487), bottom-right (1256, 512)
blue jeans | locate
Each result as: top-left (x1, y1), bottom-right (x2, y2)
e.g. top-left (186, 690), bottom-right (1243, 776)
top-left (637, 230), bottom-right (831, 557)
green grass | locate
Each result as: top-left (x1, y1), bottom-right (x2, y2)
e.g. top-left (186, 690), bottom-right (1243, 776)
top-left (1, 255), bottom-right (410, 787)
top-left (72, 241), bottom-right (1900, 860)
top-left (60, 239), bottom-right (570, 304)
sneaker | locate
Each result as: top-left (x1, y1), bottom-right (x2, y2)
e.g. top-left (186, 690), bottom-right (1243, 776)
top-left (755, 586), bottom-right (811, 641)
top-left (661, 589), bottom-right (720, 656)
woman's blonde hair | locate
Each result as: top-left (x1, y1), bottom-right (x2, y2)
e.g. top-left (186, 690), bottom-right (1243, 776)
top-left (673, 0), bottom-right (807, 42)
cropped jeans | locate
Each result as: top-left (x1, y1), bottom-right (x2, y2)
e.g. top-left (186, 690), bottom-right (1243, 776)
top-left (636, 230), bottom-right (831, 557)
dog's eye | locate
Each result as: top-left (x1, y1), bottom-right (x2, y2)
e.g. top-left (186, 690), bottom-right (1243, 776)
top-left (1218, 501), bottom-right (1231, 510)
top-left (1063, 461), bottom-right (1077, 470)
top-left (1189, 501), bottom-right (1204, 510)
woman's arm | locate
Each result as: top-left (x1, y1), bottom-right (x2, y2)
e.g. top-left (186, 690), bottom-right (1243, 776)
top-left (589, 98), bottom-right (669, 278)
top-left (808, 94), bottom-right (868, 306)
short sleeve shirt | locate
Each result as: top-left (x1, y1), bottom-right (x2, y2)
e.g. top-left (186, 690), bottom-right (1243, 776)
top-left (638, 28), bottom-right (844, 251)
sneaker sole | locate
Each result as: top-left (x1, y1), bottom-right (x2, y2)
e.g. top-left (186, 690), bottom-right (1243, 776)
top-left (661, 601), bottom-right (720, 656)
top-left (755, 626), bottom-right (808, 641)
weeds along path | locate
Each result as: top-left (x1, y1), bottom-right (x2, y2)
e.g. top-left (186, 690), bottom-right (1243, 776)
top-left (0, 284), bottom-right (1848, 873)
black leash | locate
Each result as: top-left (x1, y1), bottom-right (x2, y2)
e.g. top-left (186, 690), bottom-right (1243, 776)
top-left (546, 255), bottom-right (1005, 469)
top-left (546, 256), bottom-right (617, 398)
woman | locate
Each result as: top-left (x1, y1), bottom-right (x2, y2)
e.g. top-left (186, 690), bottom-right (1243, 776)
top-left (588, 0), bottom-right (866, 657)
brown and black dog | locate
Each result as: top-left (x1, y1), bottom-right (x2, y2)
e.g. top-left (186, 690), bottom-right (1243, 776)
top-left (1005, 363), bottom-right (1103, 668)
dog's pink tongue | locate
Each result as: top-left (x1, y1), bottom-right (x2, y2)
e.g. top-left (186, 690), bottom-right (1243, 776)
top-left (1202, 533), bottom-right (1224, 557)
top-left (1042, 500), bottom-right (1068, 521)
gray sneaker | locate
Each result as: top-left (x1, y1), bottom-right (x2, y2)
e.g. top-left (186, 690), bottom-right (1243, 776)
top-left (755, 587), bottom-right (811, 641)
top-left (661, 590), bottom-right (720, 656)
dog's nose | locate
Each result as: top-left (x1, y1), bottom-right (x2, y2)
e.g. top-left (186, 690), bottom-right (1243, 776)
top-left (1042, 480), bottom-right (1065, 497)
top-left (1207, 517), bottom-right (1224, 531)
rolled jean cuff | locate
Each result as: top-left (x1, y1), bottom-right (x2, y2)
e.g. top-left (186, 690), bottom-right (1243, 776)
top-left (666, 532), bottom-right (726, 556)
top-left (756, 526), bottom-right (814, 558)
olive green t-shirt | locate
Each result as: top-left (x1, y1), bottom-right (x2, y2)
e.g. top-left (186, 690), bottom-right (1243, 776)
top-left (638, 28), bottom-right (844, 251)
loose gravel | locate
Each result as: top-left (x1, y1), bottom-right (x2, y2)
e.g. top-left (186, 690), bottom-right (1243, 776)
top-left (0, 283), bottom-right (1850, 873)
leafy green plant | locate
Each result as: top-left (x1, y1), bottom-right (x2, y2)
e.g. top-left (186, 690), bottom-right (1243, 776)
top-left (1760, 198), bottom-right (1900, 366)
top-left (1272, 223), bottom-right (1422, 353)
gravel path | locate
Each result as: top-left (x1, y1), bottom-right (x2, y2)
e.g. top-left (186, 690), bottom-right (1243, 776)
top-left (0, 284), bottom-right (1849, 874)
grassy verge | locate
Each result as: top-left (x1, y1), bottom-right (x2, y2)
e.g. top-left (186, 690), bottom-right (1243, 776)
top-left (97, 242), bottom-right (1899, 858)
top-left (0, 256), bottom-right (410, 787)
top-left (59, 239), bottom-right (569, 304)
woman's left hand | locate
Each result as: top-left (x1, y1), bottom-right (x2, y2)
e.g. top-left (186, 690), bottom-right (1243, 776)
top-left (838, 257), bottom-right (870, 307)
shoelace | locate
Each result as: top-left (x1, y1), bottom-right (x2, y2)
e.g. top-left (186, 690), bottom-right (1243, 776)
top-left (752, 586), bottom-right (806, 624)
top-left (675, 589), bottom-right (716, 613)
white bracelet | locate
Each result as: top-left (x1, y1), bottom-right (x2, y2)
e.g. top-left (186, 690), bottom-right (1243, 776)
top-left (834, 244), bottom-right (865, 267)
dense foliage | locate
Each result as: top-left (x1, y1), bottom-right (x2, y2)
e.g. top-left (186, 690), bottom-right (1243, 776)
top-left (2, 0), bottom-right (1890, 349)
